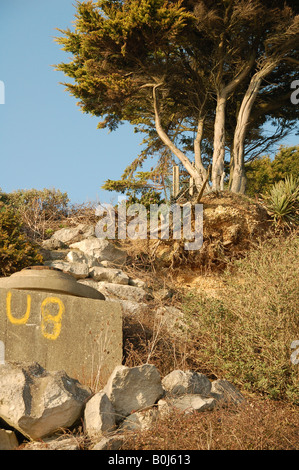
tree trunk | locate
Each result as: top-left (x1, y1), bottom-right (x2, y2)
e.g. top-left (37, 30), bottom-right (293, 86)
top-left (212, 94), bottom-right (226, 191)
top-left (194, 117), bottom-right (207, 190)
top-left (230, 76), bottom-right (262, 193)
top-left (152, 84), bottom-right (205, 193)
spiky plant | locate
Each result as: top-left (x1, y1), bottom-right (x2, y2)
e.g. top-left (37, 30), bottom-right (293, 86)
top-left (262, 175), bottom-right (299, 228)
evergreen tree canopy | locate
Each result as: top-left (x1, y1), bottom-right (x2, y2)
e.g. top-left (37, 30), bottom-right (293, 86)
top-left (55, 0), bottom-right (299, 195)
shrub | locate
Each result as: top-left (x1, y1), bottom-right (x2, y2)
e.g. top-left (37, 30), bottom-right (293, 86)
top-left (0, 187), bottom-right (70, 240)
top-left (262, 175), bottom-right (299, 228)
top-left (0, 202), bottom-right (43, 276)
top-left (245, 145), bottom-right (299, 197)
top-left (181, 234), bottom-right (299, 404)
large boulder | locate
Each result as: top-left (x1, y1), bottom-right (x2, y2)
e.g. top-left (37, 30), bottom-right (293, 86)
top-left (104, 365), bottom-right (164, 423)
top-left (0, 362), bottom-right (91, 440)
top-left (70, 238), bottom-right (127, 266)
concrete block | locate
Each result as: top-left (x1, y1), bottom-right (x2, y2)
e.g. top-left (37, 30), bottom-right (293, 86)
top-left (0, 288), bottom-right (122, 386)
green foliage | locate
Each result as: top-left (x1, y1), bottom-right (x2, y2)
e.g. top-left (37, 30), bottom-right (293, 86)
top-left (262, 175), bottom-right (299, 228)
top-left (55, 1), bottom-right (299, 193)
top-left (0, 188), bottom-right (70, 240)
top-left (245, 146), bottom-right (299, 197)
top-left (0, 202), bottom-right (43, 277)
top-left (1, 187), bottom-right (70, 218)
top-left (182, 235), bottom-right (299, 404)
top-left (102, 170), bottom-right (166, 209)
top-left (126, 187), bottom-right (165, 210)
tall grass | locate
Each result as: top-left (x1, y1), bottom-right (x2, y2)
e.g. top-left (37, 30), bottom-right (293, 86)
top-left (182, 233), bottom-right (299, 403)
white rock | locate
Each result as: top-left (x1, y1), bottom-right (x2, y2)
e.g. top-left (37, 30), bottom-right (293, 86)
top-left (89, 267), bottom-right (129, 285)
top-left (158, 395), bottom-right (216, 415)
top-left (156, 306), bottom-right (186, 331)
top-left (77, 279), bottom-right (99, 290)
top-left (22, 436), bottom-right (80, 450)
top-left (96, 283), bottom-right (152, 302)
top-left (112, 299), bottom-right (148, 316)
top-left (42, 238), bottom-right (67, 250)
top-left (84, 392), bottom-right (116, 437)
top-left (66, 250), bottom-right (87, 263)
top-left (51, 224), bottom-right (95, 245)
top-left (44, 260), bottom-right (89, 279)
top-left (128, 278), bottom-right (146, 288)
top-left (210, 379), bottom-right (245, 405)
top-left (70, 238), bottom-right (126, 266)
top-left (104, 365), bottom-right (164, 423)
top-left (0, 429), bottom-right (19, 450)
top-left (162, 370), bottom-right (211, 397)
top-left (120, 407), bottom-right (158, 431)
top-left (91, 434), bottom-right (125, 450)
top-left (0, 362), bottom-right (91, 440)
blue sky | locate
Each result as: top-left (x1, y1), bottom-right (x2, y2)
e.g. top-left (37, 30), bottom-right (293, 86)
top-left (0, 0), bottom-right (298, 204)
top-left (0, 0), bottom-right (147, 204)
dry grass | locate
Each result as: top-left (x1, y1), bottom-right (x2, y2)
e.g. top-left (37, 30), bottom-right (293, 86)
top-left (120, 398), bottom-right (298, 450)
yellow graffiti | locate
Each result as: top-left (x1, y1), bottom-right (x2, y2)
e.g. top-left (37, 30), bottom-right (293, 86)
top-left (6, 291), bottom-right (31, 325)
top-left (40, 296), bottom-right (65, 341)
top-left (6, 292), bottom-right (65, 341)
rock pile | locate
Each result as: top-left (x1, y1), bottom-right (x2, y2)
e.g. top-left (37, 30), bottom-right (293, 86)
top-left (41, 225), bottom-right (147, 301)
top-left (0, 362), bottom-right (245, 450)
top-left (40, 224), bottom-right (182, 325)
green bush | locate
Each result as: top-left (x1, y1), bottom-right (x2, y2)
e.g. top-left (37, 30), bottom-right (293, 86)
top-left (182, 235), bottom-right (299, 404)
top-left (245, 145), bottom-right (299, 197)
top-left (262, 175), bottom-right (299, 228)
top-left (0, 187), bottom-right (70, 240)
top-left (0, 202), bottom-right (43, 276)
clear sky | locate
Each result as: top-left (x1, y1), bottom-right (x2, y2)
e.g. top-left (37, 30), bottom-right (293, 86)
top-left (0, 0), bottom-right (298, 205)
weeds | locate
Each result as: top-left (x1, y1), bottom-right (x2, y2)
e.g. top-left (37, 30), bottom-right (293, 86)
top-left (121, 398), bottom-right (299, 450)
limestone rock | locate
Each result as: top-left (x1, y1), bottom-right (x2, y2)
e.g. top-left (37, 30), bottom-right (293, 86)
top-left (40, 249), bottom-right (68, 262)
top-left (44, 260), bottom-right (89, 279)
top-left (89, 267), bottom-right (129, 285)
top-left (210, 379), bottom-right (245, 405)
top-left (66, 250), bottom-right (100, 268)
top-left (162, 370), bottom-right (212, 397)
top-left (104, 365), bottom-right (164, 423)
top-left (97, 283), bottom-right (152, 302)
top-left (0, 362), bottom-right (91, 440)
top-left (84, 392), bottom-right (116, 437)
top-left (0, 429), bottom-right (19, 450)
top-left (22, 436), bottom-right (80, 450)
top-left (120, 407), bottom-right (158, 432)
top-left (70, 238), bottom-right (126, 266)
top-left (158, 395), bottom-right (216, 415)
top-left (113, 299), bottom-right (148, 316)
top-left (128, 278), bottom-right (146, 288)
top-left (91, 434), bottom-right (125, 450)
top-left (77, 278), bottom-right (99, 290)
top-left (156, 306), bottom-right (186, 331)
top-left (51, 224), bottom-right (95, 245)
top-left (41, 238), bottom-right (67, 250)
